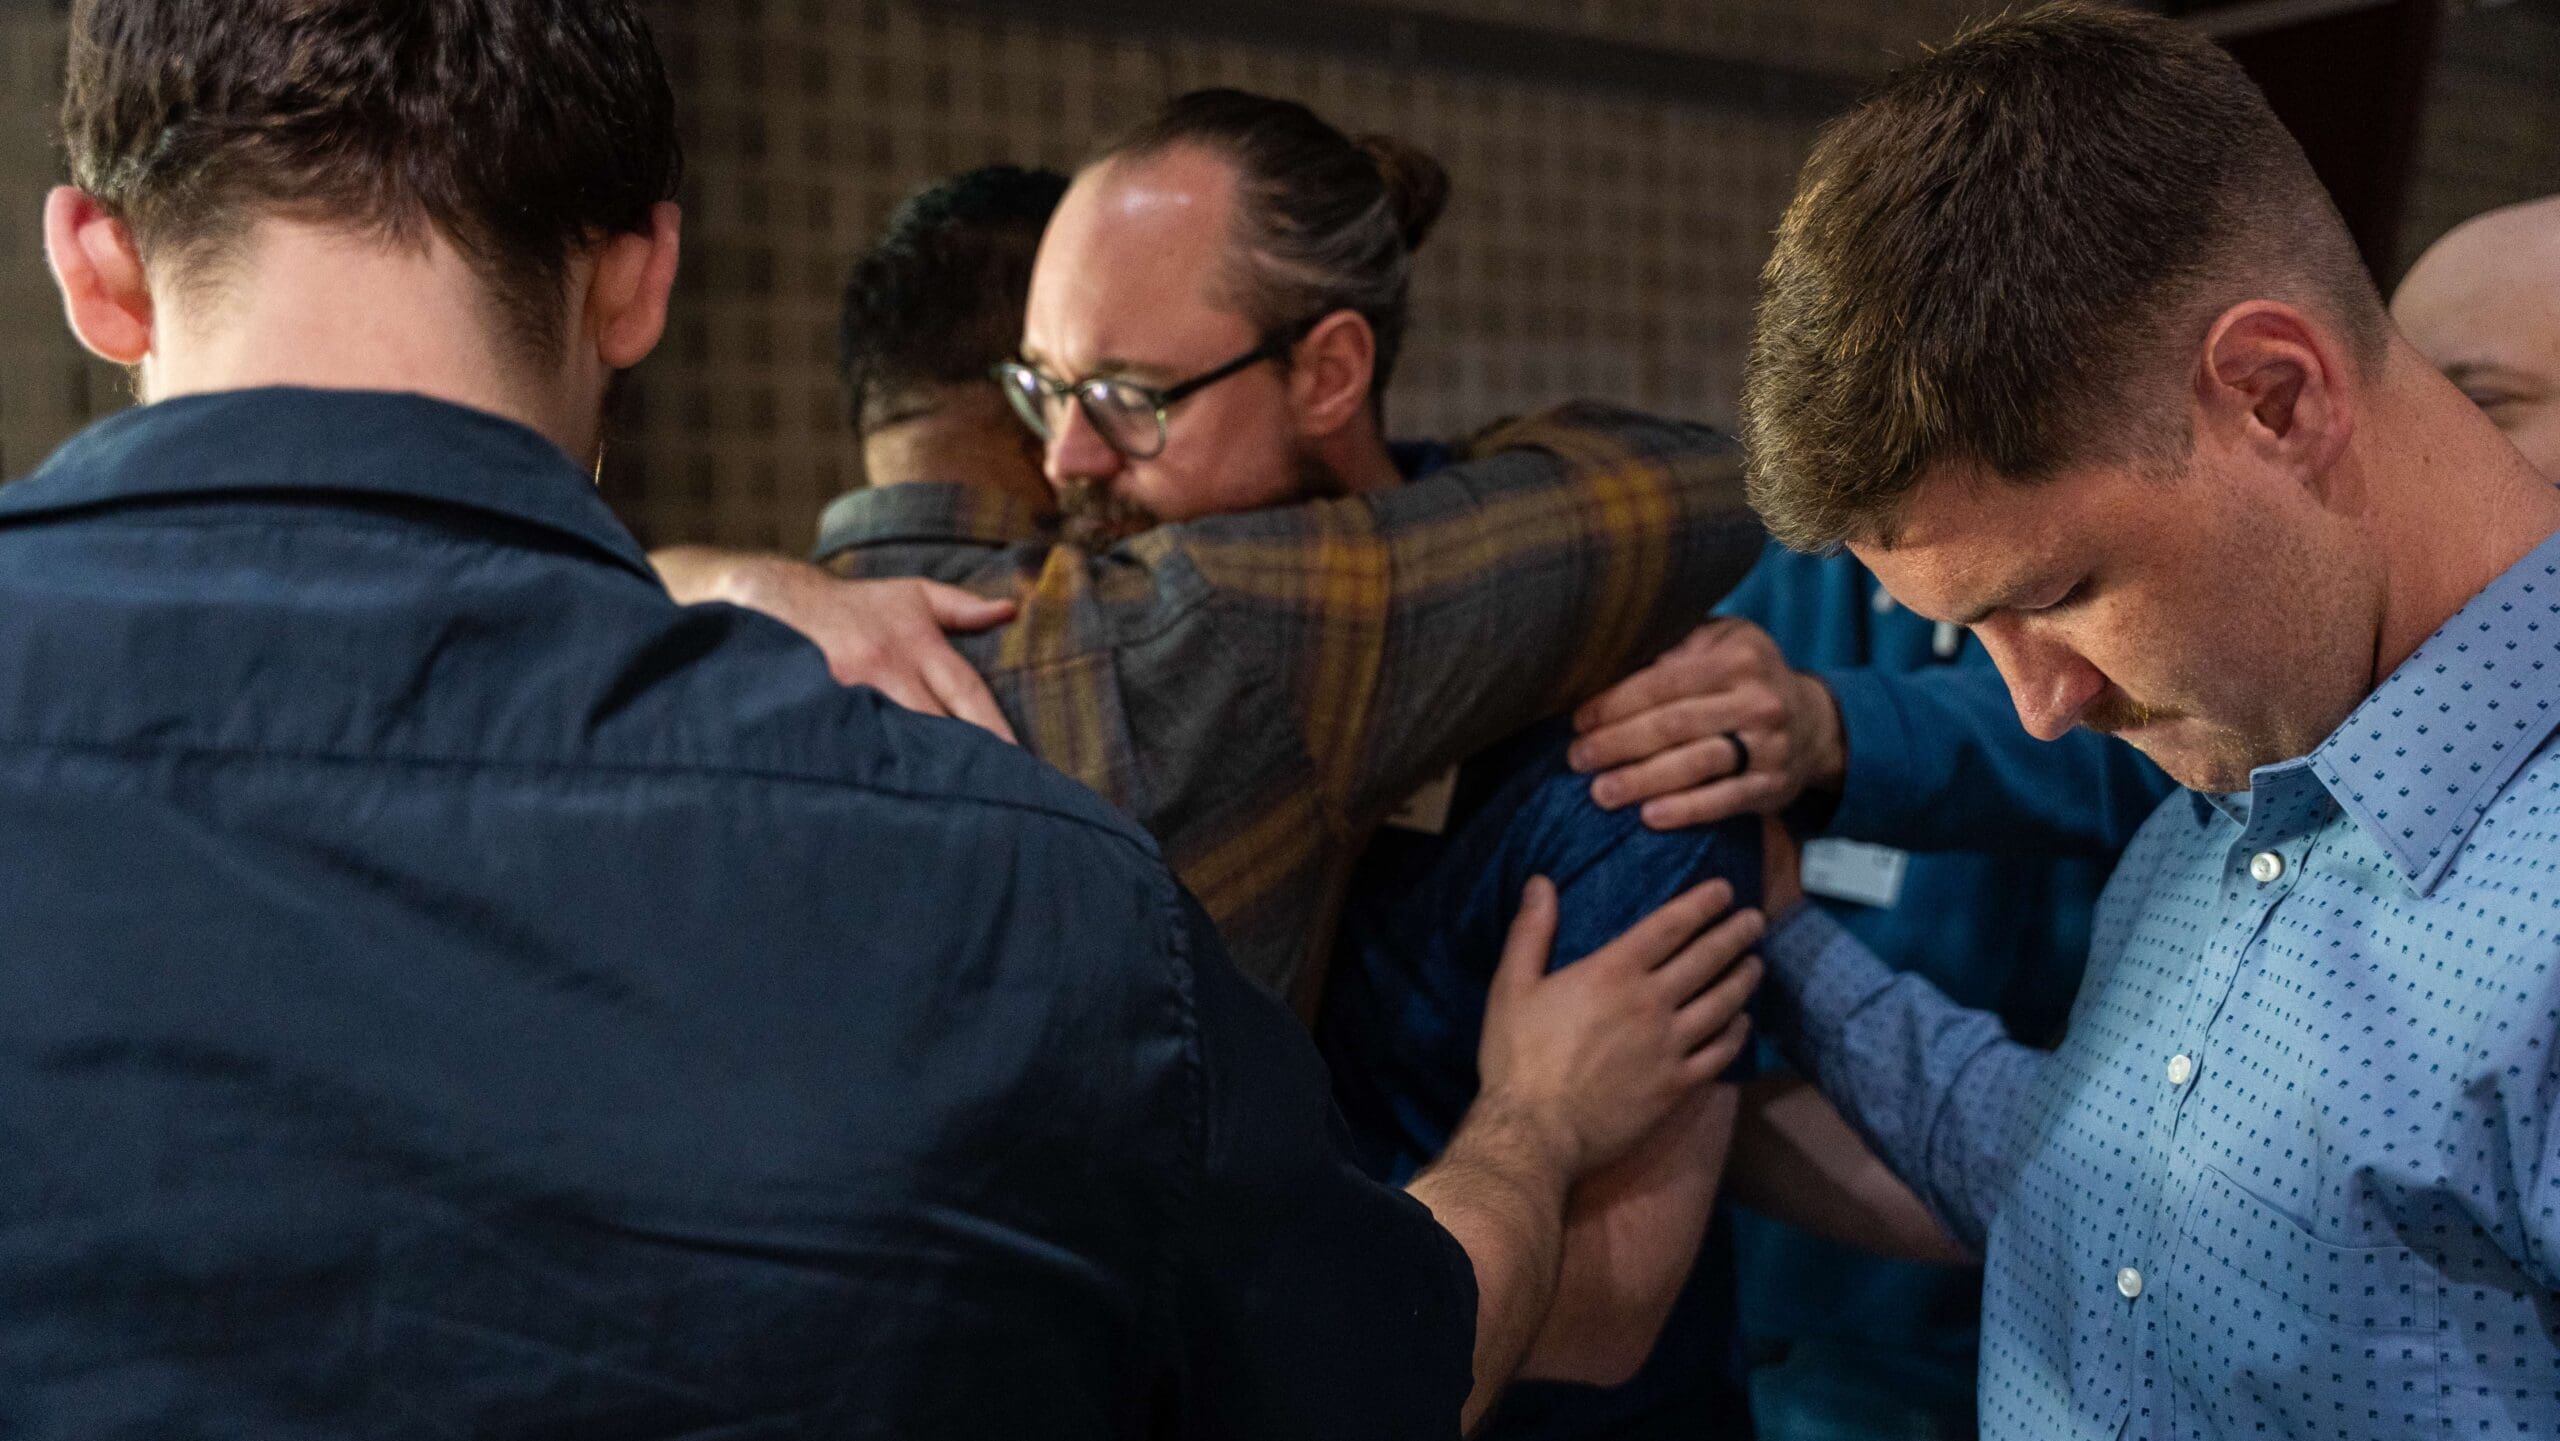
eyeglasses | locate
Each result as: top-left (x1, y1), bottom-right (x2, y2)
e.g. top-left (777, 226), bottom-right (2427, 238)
top-left (994, 325), bottom-right (1308, 462)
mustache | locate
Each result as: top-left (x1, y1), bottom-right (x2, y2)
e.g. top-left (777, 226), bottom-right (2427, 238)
top-left (2081, 688), bottom-right (2179, 734)
top-left (1054, 479), bottom-right (1160, 551)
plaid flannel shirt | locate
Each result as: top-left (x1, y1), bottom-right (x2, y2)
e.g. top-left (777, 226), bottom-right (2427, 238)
top-left (814, 402), bottom-right (1763, 1013)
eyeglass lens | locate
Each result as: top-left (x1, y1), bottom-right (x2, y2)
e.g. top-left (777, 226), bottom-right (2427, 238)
top-left (1001, 368), bottom-right (1167, 460)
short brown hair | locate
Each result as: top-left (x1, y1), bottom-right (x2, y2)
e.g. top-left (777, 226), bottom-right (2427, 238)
top-left (61, 0), bottom-right (682, 366)
top-left (1101, 89), bottom-right (1451, 409)
top-left (1742, 2), bottom-right (2388, 551)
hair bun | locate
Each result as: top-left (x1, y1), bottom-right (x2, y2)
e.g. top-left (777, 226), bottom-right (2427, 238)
top-left (1356, 133), bottom-right (1450, 252)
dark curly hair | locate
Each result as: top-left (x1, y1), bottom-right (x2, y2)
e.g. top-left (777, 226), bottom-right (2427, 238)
top-left (837, 165), bottom-right (1069, 437)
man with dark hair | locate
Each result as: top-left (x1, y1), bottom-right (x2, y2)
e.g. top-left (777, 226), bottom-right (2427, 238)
top-left (839, 163), bottom-right (1066, 510)
top-left (3, 4), bottom-right (1767, 1435)
top-left (655, 166), bottom-right (1069, 701)
top-left (1741, 6), bottom-right (2560, 1438)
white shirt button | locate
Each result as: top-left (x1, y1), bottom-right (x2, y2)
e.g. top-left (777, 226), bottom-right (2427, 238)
top-left (2249, 850), bottom-right (2285, 884)
top-left (2117, 1266), bottom-right (2144, 1299)
top-left (1871, 587), bottom-right (1897, 615)
top-left (2167, 1053), bottom-right (2194, 1087)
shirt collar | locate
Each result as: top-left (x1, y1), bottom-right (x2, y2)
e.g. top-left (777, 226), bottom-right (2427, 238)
top-left (0, 387), bottom-right (658, 584)
top-left (809, 429), bottom-right (1483, 566)
top-left (2299, 528), bottom-right (2560, 894)
top-left (812, 481), bottom-right (1054, 563)
top-left (806, 403), bottom-right (1648, 564)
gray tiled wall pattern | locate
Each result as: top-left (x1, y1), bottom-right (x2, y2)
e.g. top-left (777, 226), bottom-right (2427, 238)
top-left (1, 0), bottom-right (2553, 552)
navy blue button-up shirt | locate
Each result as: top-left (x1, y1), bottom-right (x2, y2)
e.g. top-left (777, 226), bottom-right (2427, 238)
top-left (0, 389), bottom-right (1474, 1439)
top-left (1766, 531), bottom-right (2560, 1439)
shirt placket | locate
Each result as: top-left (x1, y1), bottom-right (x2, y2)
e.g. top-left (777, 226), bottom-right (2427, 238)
top-left (2116, 807), bottom-right (2318, 1440)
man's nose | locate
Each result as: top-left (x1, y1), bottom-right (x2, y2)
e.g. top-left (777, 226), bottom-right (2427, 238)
top-left (1977, 621), bottom-right (2105, 742)
top-left (1044, 400), bottom-right (1124, 487)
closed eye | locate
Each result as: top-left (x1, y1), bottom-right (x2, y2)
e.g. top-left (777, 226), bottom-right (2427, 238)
top-left (2022, 577), bottom-right (2091, 614)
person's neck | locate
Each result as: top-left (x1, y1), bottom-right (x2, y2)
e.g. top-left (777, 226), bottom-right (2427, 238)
top-left (862, 404), bottom-right (1055, 513)
top-left (2364, 345), bottom-right (2560, 682)
top-left (1308, 418), bottom-right (1406, 499)
top-left (145, 220), bottom-right (598, 463)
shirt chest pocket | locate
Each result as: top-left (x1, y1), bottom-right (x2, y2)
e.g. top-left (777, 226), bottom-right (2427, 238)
top-left (2160, 1165), bottom-right (2441, 1439)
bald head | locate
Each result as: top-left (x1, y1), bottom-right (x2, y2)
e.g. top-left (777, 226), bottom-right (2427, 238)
top-left (1015, 142), bottom-right (1399, 542)
top-left (1019, 147), bottom-right (1312, 532)
top-left (2392, 195), bottom-right (2560, 483)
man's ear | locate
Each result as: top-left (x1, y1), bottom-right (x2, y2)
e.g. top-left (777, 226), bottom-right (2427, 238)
top-left (1288, 308), bottom-right (1379, 440)
top-left (43, 186), bottom-right (152, 366)
top-left (2196, 300), bottom-right (2356, 485)
top-left (589, 201), bottom-right (683, 370)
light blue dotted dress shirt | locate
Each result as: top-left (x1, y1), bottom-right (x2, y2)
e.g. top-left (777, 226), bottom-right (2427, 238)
top-left (1763, 532), bottom-right (2560, 1440)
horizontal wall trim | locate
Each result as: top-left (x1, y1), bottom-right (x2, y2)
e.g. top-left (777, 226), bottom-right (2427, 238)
top-left (946, 0), bottom-right (1865, 121)
top-left (2187, 0), bottom-right (2402, 39)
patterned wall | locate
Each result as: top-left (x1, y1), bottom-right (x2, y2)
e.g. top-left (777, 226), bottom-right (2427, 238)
top-left (2398, 0), bottom-right (2560, 270)
top-left (2, 1), bottom-right (2554, 554)
top-left (0, 3), bottom-right (126, 489)
top-left (608, 0), bottom-right (1900, 550)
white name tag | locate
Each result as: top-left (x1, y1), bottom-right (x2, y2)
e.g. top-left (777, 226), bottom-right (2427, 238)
top-left (1800, 838), bottom-right (1909, 909)
top-left (1384, 765), bottom-right (1461, 835)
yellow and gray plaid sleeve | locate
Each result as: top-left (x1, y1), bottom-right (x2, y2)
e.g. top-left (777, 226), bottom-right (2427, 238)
top-left (813, 405), bottom-right (1765, 1002)
top-left (1176, 401), bottom-right (1766, 832)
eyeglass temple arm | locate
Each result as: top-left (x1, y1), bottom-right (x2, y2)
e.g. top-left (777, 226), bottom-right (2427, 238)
top-left (1156, 333), bottom-right (1298, 407)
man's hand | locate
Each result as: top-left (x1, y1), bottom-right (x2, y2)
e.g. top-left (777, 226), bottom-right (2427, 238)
top-left (1727, 1077), bottom-right (1973, 1266)
top-left (1409, 877), bottom-right (1762, 1431)
top-left (1476, 875), bottom-right (1764, 1178)
top-left (1568, 618), bottom-right (1846, 831)
top-left (651, 547), bottom-right (1019, 743)
top-left (1762, 812), bottom-right (1805, 919)
top-left (1521, 1084), bottom-right (1738, 1386)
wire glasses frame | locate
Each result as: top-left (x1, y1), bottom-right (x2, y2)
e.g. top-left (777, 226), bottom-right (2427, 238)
top-left (993, 321), bottom-right (1316, 461)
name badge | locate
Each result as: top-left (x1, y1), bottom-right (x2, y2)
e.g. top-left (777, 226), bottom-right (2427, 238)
top-left (1384, 765), bottom-right (1460, 835)
top-left (1800, 838), bottom-right (1909, 909)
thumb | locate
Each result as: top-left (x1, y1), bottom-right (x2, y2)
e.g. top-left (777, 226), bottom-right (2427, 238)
top-left (1492, 877), bottom-right (1559, 1003)
top-left (920, 580), bottom-right (1018, 633)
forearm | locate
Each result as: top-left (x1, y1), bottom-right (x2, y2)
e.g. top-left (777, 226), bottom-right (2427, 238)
top-left (1406, 1096), bottom-right (1576, 1434)
top-left (1755, 903), bottom-right (2046, 1250)
top-left (1338, 420), bottom-right (1763, 816)
top-left (649, 543), bottom-right (778, 606)
top-left (1521, 1083), bottom-right (1734, 1386)
top-left (1727, 1075), bottom-right (1972, 1264)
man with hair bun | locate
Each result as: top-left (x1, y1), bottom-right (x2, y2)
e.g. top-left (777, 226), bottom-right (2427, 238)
top-left (674, 90), bottom-right (1767, 1012)
top-left (1740, 6), bottom-right (2560, 1438)
top-left (667, 89), bottom-right (1790, 1431)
